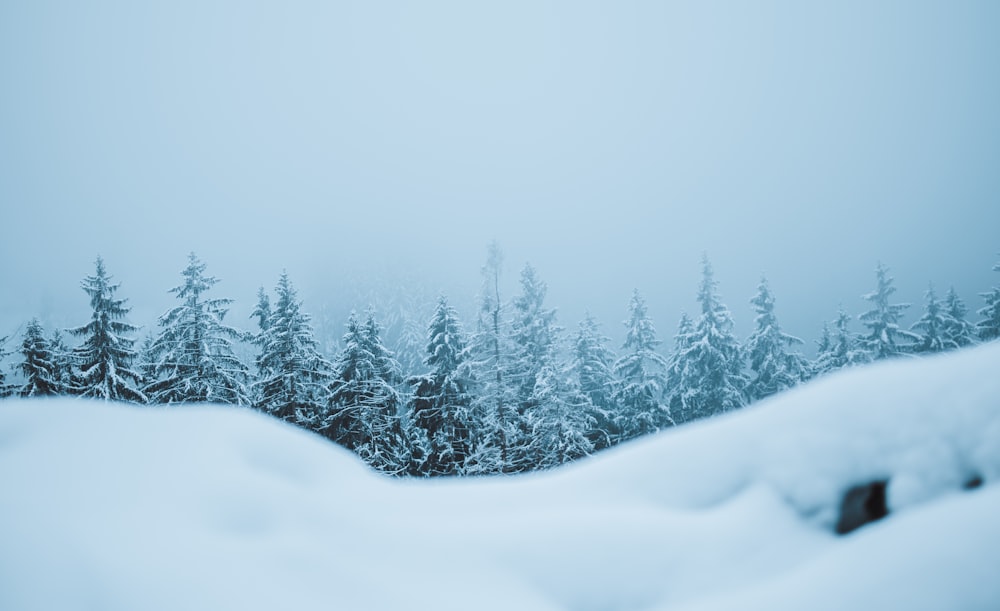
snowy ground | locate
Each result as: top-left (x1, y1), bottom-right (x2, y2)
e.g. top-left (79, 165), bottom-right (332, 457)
top-left (2, 343), bottom-right (999, 610)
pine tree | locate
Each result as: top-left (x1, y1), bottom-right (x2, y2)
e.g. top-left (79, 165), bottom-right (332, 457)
top-left (942, 286), bottom-right (976, 348)
top-left (250, 286), bottom-right (272, 337)
top-left (0, 336), bottom-right (14, 398)
top-left (17, 319), bottom-right (61, 397)
top-left (467, 242), bottom-right (520, 474)
top-left (325, 310), bottom-right (409, 474)
top-left (859, 262), bottom-right (919, 359)
top-left (407, 296), bottom-right (476, 475)
top-left (254, 272), bottom-right (330, 426)
top-left (524, 364), bottom-right (595, 469)
top-left (910, 284), bottom-right (957, 353)
top-left (144, 253), bottom-right (250, 405)
top-left (68, 257), bottom-right (146, 402)
top-left (976, 255), bottom-right (1000, 341)
top-left (813, 309), bottom-right (871, 376)
top-left (666, 256), bottom-right (747, 423)
top-left (570, 314), bottom-right (618, 450)
top-left (744, 276), bottom-right (809, 401)
top-left (611, 290), bottom-right (670, 440)
top-left (48, 329), bottom-right (73, 392)
top-left (664, 312), bottom-right (695, 408)
top-left (510, 264), bottom-right (560, 409)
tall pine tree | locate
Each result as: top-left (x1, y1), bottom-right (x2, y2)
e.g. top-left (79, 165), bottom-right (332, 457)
top-left (254, 272), bottom-right (330, 426)
top-left (910, 284), bottom-right (957, 353)
top-left (570, 314), bottom-right (618, 450)
top-left (467, 242), bottom-right (520, 474)
top-left (859, 262), bottom-right (919, 359)
top-left (666, 256), bottom-right (747, 423)
top-left (942, 286), bottom-right (976, 348)
top-left (68, 257), bottom-right (146, 402)
top-left (17, 319), bottom-right (61, 397)
top-left (144, 253), bottom-right (250, 405)
top-left (611, 290), bottom-right (670, 439)
top-left (524, 364), bottom-right (595, 469)
top-left (0, 336), bottom-right (14, 398)
top-left (976, 255), bottom-right (1000, 341)
top-left (407, 296), bottom-right (476, 476)
top-left (744, 276), bottom-right (809, 401)
top-left (325, 310), bottom-right (409, 474)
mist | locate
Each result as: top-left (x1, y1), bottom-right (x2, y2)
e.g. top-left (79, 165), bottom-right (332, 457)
top-left (2, 1), bottom-right (999, 353)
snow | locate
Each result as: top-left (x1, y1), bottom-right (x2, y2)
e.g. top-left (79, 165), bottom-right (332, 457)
top-left (2, 342), bottom-right (1000, 610)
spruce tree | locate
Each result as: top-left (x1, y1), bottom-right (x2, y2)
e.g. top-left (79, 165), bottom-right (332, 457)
top-left (666, 256), bottom-right (747, 423)
top-left (611, 290), bottom-right (670, 439)
top-left (17, 319), bottom-right (61, 397)
top-left (68, 257), bottom-right (146, 402)
top-left (570, 314), bottom-right (618, 450)
top-left (510, 263), bottom-right (560, 409)
top-left (664, 312), bottom-right (694, 412)
top-left (467, 242), bottom-right (520, 474)
top-left (407, 296), bottom-right (476, 475)
top-left (976, 255), bottom-right (1000, 341)
top-left (0, 336), bottom-right (14, 398)
top-left (859, 262), bottom-right (919, 359)
top-left (48, 329), bottom-right (73, 393)
top-left (325, 310), bottom-right (409, 474)
top-left (813, 309), bottom-right (871, 376)
top-left (744, 276), bottom-right (809, 401)
top-left (524, 364), bottom-right (595, 469)
top-left (250, 287), bottom-right (272, 337)
top-left (910, 284), bottom-right (956, 353)
top-left (942, 286), bottom-right (976, 348)
top-left (144, 253), bottom-right (251, 405)
top-left (254, 272), bottom-right (330, 426)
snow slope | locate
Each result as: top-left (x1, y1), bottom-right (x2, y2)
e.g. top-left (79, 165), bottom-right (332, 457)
top-left (2, 342), bottom-right (999, 610)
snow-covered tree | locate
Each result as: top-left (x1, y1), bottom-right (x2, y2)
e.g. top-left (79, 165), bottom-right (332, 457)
top-left (744, 276), bottom-right (809, 401)
top-left (976, 255), bottom-right (1000, 341)
top-left (407, 296), bottom-right (476, 476)
top-left (910, 284), bottom-right (957, 354)
top-left (942, 286), bottom-right (976, 349)
top-left (524, 364), bottom-right (595, 469)
top-left (611, 290), bottom-right (670, 440)
top-left (0, 336), bottom-right (14, 398)
top-left (570, 314), bottom-right (618, 450)
top-left (325, 310), bottom-right (409, 474)
top-left (467, 242), bottom-right (521, 474)
top-left (510, 263), bottom-right (560, 409)
top-left (664, 312), bottom-right (694, 406)
top-left (250, 287), bottom-right (272, 337)
top-left (813, 309), bottom-right (871, 376)
top-left (254, 272), bottom-right (330, 426)
top-left (144, 253), bottom-right (251, 405)
top-left (17, 319), bottom-right (61, 397)
top-left (68, 257), bottom-right (146, 403)
top-left (859, 262), bottom-right (919, 359)
top-left (47, 329), bottom-right (73, 393)
top-left (666, 256), bottom-right (747, 423)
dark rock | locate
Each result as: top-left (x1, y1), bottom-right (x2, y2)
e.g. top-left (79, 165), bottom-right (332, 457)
top-left (963, 475), bottom-right (983, 490)
top-left (835, 480), bottom-right (888, 535)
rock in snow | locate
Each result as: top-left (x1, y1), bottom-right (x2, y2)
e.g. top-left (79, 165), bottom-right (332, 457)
top-left (1, 342), bottom-right (999, 610)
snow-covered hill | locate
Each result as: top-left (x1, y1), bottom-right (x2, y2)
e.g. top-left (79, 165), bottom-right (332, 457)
top-left (2, 343), bottom-right (999, 610)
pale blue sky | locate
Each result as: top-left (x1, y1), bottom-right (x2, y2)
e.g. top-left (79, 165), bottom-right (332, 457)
top-left (1, 1), bottom-right (998, 348)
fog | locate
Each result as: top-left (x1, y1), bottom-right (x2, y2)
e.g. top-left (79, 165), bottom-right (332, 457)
top-left (2, 1), bottom-right (999, 354)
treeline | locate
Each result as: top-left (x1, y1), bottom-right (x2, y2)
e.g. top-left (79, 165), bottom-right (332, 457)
top-left (2, 247), bottom-right (999, 476)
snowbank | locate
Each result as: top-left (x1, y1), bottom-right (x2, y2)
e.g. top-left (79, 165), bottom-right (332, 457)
top-left (1, 342), bottom-right (999, 610)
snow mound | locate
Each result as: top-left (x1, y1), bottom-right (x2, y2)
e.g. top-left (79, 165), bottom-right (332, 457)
top-left (2, 342), bottom-right (999, 610)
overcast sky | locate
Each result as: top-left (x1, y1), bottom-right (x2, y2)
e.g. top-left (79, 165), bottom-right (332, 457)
top-left (1, 1), bottom-right (998, 352)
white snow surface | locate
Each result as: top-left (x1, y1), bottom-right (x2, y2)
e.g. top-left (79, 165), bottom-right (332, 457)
top-left (2, 342), bottom-right (999, 610)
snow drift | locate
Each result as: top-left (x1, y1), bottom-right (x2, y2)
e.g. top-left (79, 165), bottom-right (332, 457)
top-left (1, 342), bottom-right (999, 610)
